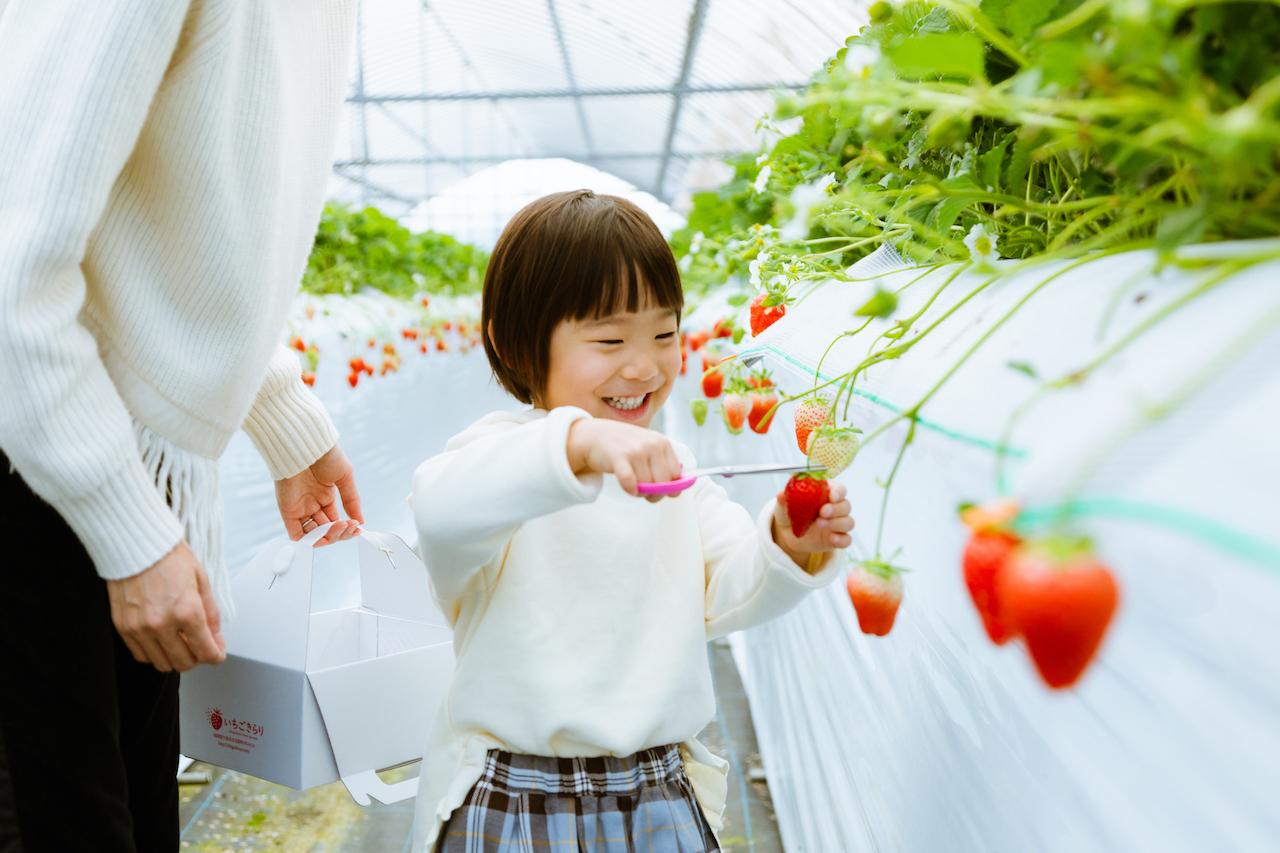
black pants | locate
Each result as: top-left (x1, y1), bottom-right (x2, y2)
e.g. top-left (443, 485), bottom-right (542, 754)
top-left (0, 452), bottom-right (179, 852)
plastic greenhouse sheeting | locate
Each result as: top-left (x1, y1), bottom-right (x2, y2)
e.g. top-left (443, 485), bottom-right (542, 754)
top-left (665, 240), bottom-right (1280, 851)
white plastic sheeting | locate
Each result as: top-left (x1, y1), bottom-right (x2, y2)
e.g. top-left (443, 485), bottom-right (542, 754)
top-left (666, 241), bottom-right (1280, 851)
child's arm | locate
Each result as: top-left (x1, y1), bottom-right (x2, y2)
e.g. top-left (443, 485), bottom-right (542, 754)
top-left (410, 406), bottom-right (603, 600)
top-left (697, 478), bottom-right (851, 639)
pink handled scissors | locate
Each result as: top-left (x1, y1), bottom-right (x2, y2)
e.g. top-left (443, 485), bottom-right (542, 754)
top-left (636, 463), bottom-right (826, 496)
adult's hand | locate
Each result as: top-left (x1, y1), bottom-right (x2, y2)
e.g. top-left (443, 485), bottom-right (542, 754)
top-left (107, 541), bottom-right (226, 673)
top-left (274, 443), bottom-right (364, 545)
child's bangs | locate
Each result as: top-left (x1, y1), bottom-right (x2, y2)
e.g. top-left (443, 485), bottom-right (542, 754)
top-left (570, 208), bottom-right (683, 322)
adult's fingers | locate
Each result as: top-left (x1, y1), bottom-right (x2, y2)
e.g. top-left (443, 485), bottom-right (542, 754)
top-left (158, 628), bottom-right (197, 672)
top-left (136, 633), bottom-right (175, 673)
top-left (119, 632), bottom-right (149, 665)
top-left (818, 515), bottom-right (855, 533)
top-left (336, 471), bottom-right (365, 524)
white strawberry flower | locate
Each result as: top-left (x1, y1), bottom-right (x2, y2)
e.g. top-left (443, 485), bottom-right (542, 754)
top-left (844, 43), bottom-right (880, 77)
top-left (964, 223), bottom-right (999, 269)
top-left (781, 172), bottom-right (837, 240)
top-left (749, 251), bottom-right (771, 288)
top-left (753, 165), bottom-right (772, 194)
top-left (689, 230), bottom-right (704, 254)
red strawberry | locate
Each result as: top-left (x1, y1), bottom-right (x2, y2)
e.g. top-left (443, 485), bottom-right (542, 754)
top-left (748, 390), bottom-right (779, 434)
top-left (209, 708), bottom-right (223, 731)
top-left (292, 336), bottom-right (306, 352)
top-left (701, 369), bottom-right (724, 398)
top-left (363, 363), bottom-right (373, 375)
top-left (749, 293), bottom-right (786, 336)
top-left (793, 396), bottom-right (831, 454)
top-left (348, 357), bottom-right (365, 373)
top-left (420, 295), bottom-right (430, 308)
top-left (997, 538), bottom-right (1120, 689)
top-left (783, 472), bottom-right (829, 537)
top-left (680, 349), bottom-right (688, 375)
top-left (688, 331), bottom-right (705, 352)
top-left (846, 562), bottom-right (904, 636)
top-left (301, 371), bottom-right (315, 387)
top-left (722, 392), bottom-right (749, 434)
top-left (420, 342), bottom-right (428, 354)
top-left (435, 338), bottom-right (447, 352)
top-left (347, 372), bottom-right (359, 388)
top-left (712, 318), bottom-right (734, 339)
top-left (962, 530), bottom-right (1021, 645)
top-left (806, 425), bottom-right (860, 476)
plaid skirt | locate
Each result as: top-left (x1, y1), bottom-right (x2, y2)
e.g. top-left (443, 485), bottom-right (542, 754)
top-left (435, 743), bottom-right (721, 852)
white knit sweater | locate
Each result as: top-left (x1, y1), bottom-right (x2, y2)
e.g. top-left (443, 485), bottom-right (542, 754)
top-left (0, 1), bottom-right (355, 599)
top-left (408, 407), bottom-right (842, 850)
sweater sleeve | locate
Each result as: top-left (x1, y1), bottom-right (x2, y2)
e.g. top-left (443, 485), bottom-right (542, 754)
top-left (0, 2), bottom-right (193, 581)
top-left (697, 478), bottom-right (843, 640)
top-left (409, 407), bottom-right (603, 602)
top-left (241, 343), bottom-right (339, 479)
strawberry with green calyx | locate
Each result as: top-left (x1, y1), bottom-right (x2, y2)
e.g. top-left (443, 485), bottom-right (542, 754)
top-left (806, 424), bottom-right (861, 477)
top-left (748, 388), bottom-right (780, 434)
top-left (959, 499), bottom-right (1023, 645)
top-left (691, 399), bottom-right (708, 426)
top-left (782, 471), bottom-right (830, 537)
top-left (846, 560), bottom-right (905, 636)
top-left (701, 367), bottom-right (724, 398)
top-left (997, 536), bottom-right (1119, 689)
top-left (793, 395), bottom-right (832, 454)
top-left (712, 318), bottom-right (734, 339)
top-left (749, 289), bottom-right (789, 336)
top-left (746, 368), bottom-right (774, 389)
top-left (721, 390), bottom-right (749, 434)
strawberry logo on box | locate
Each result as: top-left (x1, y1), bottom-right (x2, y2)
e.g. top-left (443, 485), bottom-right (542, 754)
top-left (208, 708), bottom-right (223, 731)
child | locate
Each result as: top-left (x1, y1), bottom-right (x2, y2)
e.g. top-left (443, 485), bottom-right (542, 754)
top-left (408, 190), bottom-right (854, 852)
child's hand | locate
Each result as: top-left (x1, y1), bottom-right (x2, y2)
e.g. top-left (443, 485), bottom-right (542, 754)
top-left (772, 481), bottom-right (854, 571)
top-left (567, 418), bottom-right (683, 500)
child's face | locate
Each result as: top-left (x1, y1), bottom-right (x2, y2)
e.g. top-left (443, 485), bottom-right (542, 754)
top-left (540, 296), bottom-right (681, 428)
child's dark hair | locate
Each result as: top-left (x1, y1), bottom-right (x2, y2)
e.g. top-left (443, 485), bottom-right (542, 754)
top-left (481, 190), bottom-right (684, 405)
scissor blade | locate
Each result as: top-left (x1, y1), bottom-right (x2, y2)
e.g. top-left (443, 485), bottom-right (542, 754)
top-left (690, 463), bottom-right (826, 478)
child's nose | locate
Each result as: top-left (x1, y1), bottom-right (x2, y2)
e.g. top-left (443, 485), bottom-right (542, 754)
top-left (620, 354), bottom-right (658, 381)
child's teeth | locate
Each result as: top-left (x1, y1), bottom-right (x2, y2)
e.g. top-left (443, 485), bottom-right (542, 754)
top-left (608, 395), bottom-right (645, 410)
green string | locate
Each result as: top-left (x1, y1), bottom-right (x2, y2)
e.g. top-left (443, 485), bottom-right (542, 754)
top-left (742, 343), bottom-right (1280, 574)
top-left (1014, 498), bottom-right (1280, 574)
top-left (741, 343), bottom-right (1029, 458)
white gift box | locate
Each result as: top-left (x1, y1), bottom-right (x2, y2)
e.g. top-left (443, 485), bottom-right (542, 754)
top-left (179, 522), bottom-right (452, 805)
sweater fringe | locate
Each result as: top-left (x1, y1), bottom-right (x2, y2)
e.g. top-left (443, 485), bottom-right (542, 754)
top-left (133, 420), bottom-right (234, 619)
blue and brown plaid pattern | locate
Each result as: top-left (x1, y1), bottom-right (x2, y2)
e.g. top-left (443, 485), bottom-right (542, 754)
top-left (435, 744), bottom-right (720, 851)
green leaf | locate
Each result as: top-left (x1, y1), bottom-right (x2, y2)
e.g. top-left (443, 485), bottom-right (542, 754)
top-left (976, 137), bottom-right (1012, 192)
top-left (887, 32), bottom-right (987, 82)
top-left (1155, 203), bottom-right (1208, 256)
top-left (1006, 360), bottom-right (1039, 379)
top-left (726, 293), bottom-right (749, 306)
top-left (855, 288), bottom-right (898, 318)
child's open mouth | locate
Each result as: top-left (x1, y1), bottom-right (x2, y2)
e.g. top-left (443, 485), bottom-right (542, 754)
top-left (603, 392), bottom-right (651, 420)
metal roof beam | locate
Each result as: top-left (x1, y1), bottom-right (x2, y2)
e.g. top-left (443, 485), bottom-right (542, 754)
top-left (654, 0), bottom-right (710, 199)
top-left (347, 81), bottom-right (804, 104)
top-left (331, 165), bottom-right (418, 206)
top-left (334, 150), bottom-right (745, 167)
top-left (546, 0), bottom-right (595, 159)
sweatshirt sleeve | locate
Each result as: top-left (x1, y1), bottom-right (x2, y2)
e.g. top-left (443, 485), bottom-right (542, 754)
top-left (0, 2), bottom-right (193, 581)
top-left (241, 344), bottom-right (339, 479)
top-left (409, 407), bottom-right (604, 602)
top-left (696, 478), bottom-right (842, 640)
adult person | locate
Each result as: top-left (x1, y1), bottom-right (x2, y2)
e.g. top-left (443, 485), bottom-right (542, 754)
top-left (0, 2), bottom-right (362, 850)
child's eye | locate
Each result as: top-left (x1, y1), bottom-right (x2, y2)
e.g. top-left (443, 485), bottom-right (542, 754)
top-left (656, 332), bottom-right (677, 340)
top-left (595, 339), bottom-right (624, 345)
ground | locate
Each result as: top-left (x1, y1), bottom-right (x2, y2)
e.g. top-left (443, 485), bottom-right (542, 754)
top-left (178, 640), bottom-right (783, 851)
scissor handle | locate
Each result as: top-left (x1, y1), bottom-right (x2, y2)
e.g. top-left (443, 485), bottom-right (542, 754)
top-left (635, 474), bottom-right (698, 496)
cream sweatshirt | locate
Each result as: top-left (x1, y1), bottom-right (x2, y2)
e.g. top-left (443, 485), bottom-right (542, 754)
top-left (0, 1), bottom-right (355, 600)
top-left (407, 406), bottom-right (842, 850)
